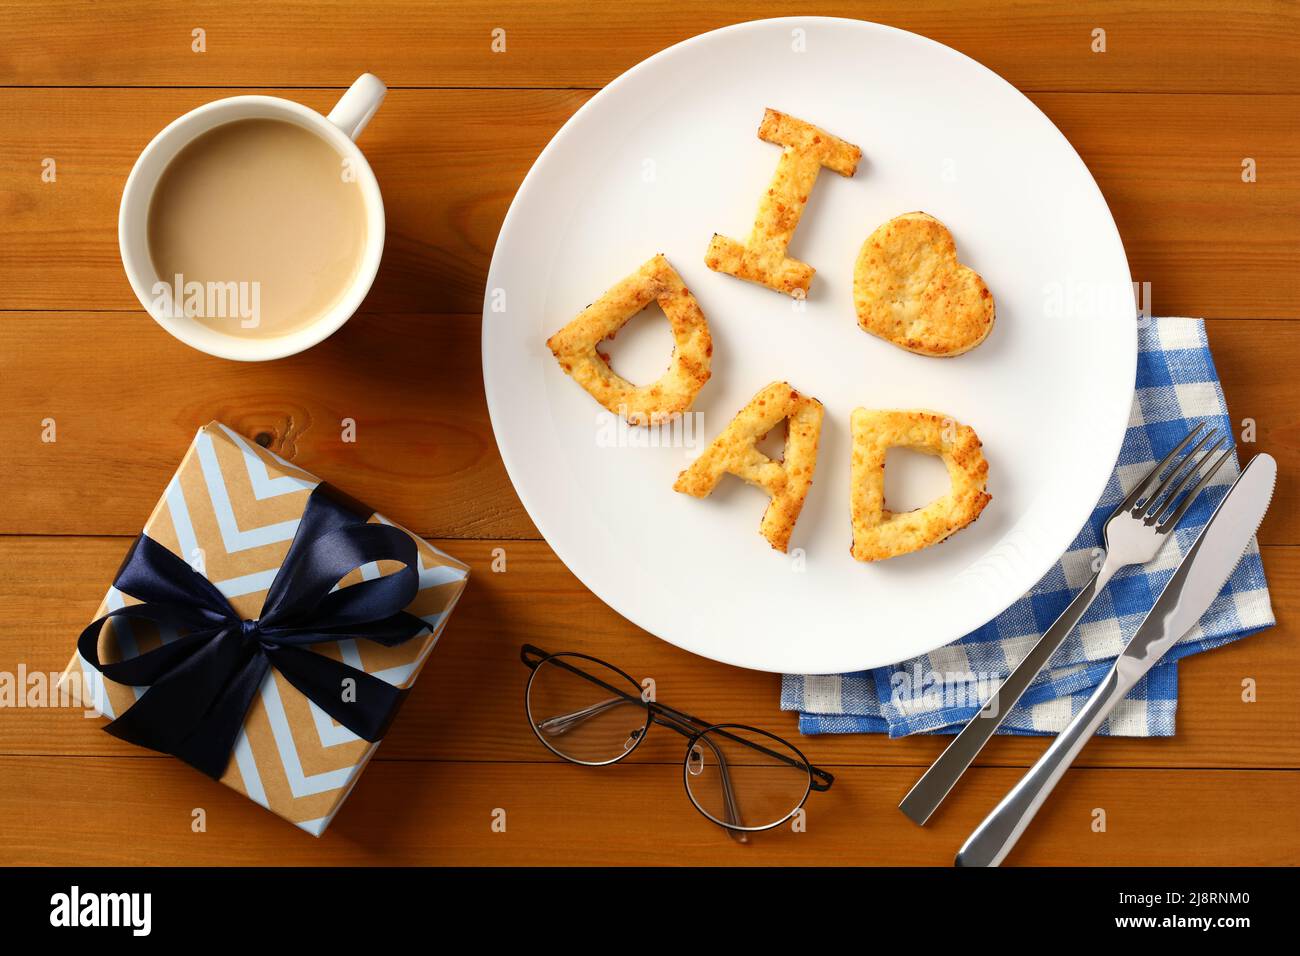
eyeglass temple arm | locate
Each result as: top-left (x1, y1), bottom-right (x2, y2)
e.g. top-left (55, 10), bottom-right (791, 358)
top-left (533, 697), bottom-right (743, 816)
top-left (530, 693), bottom-right (748, 842)
top-left (521, 644), bottom-right (833, 792)
top-left (654, 702), bottom-right (834, 792)
top-left (535, 693), bottom-right (788, 780)
top-left (534, 696), bottom-right (635, 736)
top-left (688, 725), bottom-right (748, 843)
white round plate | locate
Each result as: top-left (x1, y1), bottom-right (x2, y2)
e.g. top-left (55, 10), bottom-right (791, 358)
top-left (483, 17), bottom-right (1134, 674)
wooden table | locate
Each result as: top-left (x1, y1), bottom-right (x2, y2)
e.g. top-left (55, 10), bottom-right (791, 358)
top-left (1, 1), bottom-right (1296, 866)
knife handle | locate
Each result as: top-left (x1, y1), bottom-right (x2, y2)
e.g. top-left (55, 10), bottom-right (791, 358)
top-left (955, 662), bottom-right (1135, 867)
top-left (899, 568), bottom-right (1106, 825)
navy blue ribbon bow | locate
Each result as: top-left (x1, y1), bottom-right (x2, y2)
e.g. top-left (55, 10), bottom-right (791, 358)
top-left (77, 483), bottom-right (428, 779)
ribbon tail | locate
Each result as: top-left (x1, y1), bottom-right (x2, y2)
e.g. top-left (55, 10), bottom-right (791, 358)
top-left (269, 645), bottom-right (407, 743)
top-left (100, 625), bottom-right (258, 779)
top-left (175, 650), bottom-right (272, 779)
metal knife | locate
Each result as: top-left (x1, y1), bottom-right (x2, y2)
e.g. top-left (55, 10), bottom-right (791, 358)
top-left (955, 453), bottom-right (1277, 868)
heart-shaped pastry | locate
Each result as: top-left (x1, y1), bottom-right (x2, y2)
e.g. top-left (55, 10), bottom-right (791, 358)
top-left (853, 212), bottom-right (994, 357)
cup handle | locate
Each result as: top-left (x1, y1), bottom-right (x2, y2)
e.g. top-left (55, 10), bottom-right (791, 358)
top-left (327, 73), bottom-right (386, 141)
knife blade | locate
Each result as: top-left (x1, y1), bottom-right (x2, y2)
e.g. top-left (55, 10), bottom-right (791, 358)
top-left (955, 453), bottom-right (1276, 867)
top-left (1113, 452), bottom-right (1276, 680)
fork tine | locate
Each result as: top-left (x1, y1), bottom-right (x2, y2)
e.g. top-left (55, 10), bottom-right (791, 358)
top-left (1140, 430), bottom-right (1219, 518)
top-left (1118, 423), bottom-right (1207, 513)
top-left (1148, 436), bottom-right (1227, 524)
top-left (1155, 446), bottom-right (1234, 532)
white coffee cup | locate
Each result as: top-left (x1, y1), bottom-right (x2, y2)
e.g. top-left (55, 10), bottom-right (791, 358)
top-left (118, 73), bottom-right (387, 361)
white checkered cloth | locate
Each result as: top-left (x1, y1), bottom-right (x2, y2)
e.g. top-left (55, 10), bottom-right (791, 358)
top-left (782, 318), bottom-right (1275, 737)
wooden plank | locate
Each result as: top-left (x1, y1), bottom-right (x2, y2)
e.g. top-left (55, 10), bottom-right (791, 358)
top-left (0, 89), bottom-right (1297, 318)
top-left (1048, 96), bottom-right (1300, 320)
top-left (2, 315), bottom-right (1297, 542)
top-left (0, 1), bottom-right (1296, 94)
top-left (0, 312), bottom-right (536, 539)
top-left (2, 535), bottom-right (1293, 769)
top-left (1207, 319), bottom-right (1300, 544)
top-left (0, 757), bottom-right (1293, 865)
top-left (0, 87), bottom-right (586, 318)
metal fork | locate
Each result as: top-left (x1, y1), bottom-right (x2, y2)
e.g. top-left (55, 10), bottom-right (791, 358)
top-left (899, 423), bottom-right (1232, 825)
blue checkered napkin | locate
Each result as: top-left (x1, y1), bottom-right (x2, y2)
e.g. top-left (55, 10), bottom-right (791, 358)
top-left (782, 317), bottom-right (1275, 738)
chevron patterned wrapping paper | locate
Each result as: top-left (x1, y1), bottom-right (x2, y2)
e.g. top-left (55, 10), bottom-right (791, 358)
top-left (59, 422), bottom-right (470, 835)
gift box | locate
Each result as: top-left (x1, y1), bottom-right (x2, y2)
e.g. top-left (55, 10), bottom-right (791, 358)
top-left (59, 422), bottom-right (469, 835)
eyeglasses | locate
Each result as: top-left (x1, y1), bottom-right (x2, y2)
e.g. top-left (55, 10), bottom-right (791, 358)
top-left (521, 644), bottom-right (832, 842)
